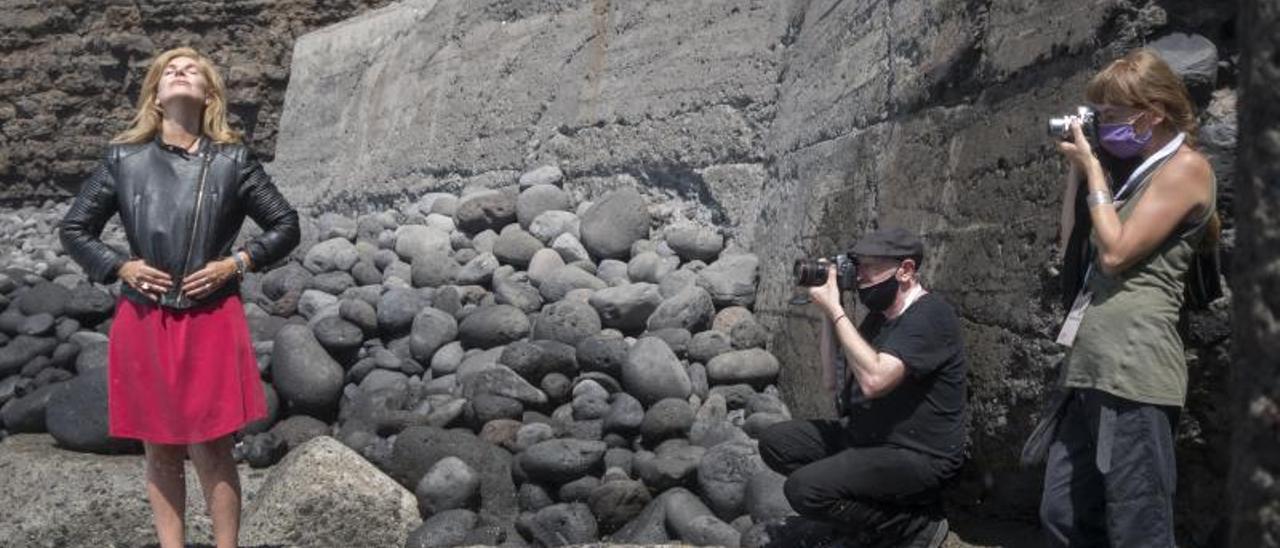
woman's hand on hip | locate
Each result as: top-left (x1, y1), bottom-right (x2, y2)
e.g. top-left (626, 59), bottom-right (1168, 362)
top-left (117, 260), bottom-right (172, 301)
top-left (181, 258), bottom-right (238, 300)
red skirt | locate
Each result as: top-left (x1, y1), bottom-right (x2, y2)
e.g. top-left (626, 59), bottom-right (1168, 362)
top-left (107, 294), bottom-right (266, 444)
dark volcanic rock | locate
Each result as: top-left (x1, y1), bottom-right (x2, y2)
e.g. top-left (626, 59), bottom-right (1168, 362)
top-left (579, 188), bottom-right (650, 261)
top-left (622, 337), bottom-right (692, 406)
top-left (518, 439), bottom-right (607, 485)
top-left (457, 305), bottom-right (530, 349)
top-left (271, 324), bottom-right (344, 418)
top-left (46, 367), bottom-right (140, 454)
top-left (531, 300), bottom-right (601, 347)
top-left (646, 286), bottom-right (715, 333)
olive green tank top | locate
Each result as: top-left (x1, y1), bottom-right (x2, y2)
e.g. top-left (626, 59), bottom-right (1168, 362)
top-left (1064, 155), bottom-right (1216, 407)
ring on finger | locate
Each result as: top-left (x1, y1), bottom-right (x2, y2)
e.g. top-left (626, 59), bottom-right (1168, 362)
top-left (140, 281), bottom-right (150, 292)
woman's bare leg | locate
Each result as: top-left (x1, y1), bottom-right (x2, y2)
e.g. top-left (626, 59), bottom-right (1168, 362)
top-left (189, 435), bottom-right (241, 548)
top-left (143, 442), bottom-right (188, 548)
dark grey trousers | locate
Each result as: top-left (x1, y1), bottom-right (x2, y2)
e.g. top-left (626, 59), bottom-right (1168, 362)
top-left (1040, 388), bottom-right (1179, 547)
top-left (758, 419), bottom-right (947, 543)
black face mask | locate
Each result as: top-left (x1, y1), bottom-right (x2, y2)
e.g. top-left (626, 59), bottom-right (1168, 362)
top-left (857, 271), bottom-right (900, 313)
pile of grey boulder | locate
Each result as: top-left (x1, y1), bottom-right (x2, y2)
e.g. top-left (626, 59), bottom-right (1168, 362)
top-left (0, 165), bottom-right (801, 547)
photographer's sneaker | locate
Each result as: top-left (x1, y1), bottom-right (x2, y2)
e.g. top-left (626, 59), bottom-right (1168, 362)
top-left (902, 516), bottom-right (948, 548)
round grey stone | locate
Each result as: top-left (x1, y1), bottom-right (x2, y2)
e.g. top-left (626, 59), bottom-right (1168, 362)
top-left (646, 286), bottom-right (715, 332)
top-left (706, 349), bottom-right (781, 388)
top-left (622, 337), bottom-right (692, 406)
top-left (516, 184), bottom-right (571, 229)
top-left (458, 305), bottom-right (530, 349)
top-left (580, 188), bottom-right (650, 261)
top-left (532, 300), bottom-right (601, 347)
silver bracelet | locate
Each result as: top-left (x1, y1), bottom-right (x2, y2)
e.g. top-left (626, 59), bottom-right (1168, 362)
top-left (231, 252), bottom-right (247, 279)
top-left (1086, 189), bottom-right (1114, 208)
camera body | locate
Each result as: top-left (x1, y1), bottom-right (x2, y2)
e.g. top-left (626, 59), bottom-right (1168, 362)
top-left (794, 254), bottom-right (857, 291)
top-left (1047, 106), bottom-right (1099, 147)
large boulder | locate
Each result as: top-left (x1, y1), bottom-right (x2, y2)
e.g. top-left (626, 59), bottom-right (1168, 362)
top-left (698, 253), bottom-right (760, 308)
top-left (706, 349), bottom-right (781, 388)
top-left (45, 367), bottom-right (140, 454)
top-left (538, 265), bottom-right (607, 303)
top-left (529, 210), bottom-right (581, 244)
top-left (409, 307), bottom-right (459, 363)
top-left (410, 250), bottom-right (459, 287)
top-left (517, 503), bottom-right (599, 546)
top-left (241, 436), bottom-right (421, 547)
top-left (377, 288), bottom-right (432, 337)
top-left (589, 283), bottom-right (663, 334)
top-left (414, 456), bottom-right (481, 517)
top-left (0, 383), bottom-right (59, 433)
top-left (387, 426), bottom-right (518, 540)
top-left (666, 224), bottom-right (725, 262)
top-left (458, 305), bottom-right (530, 349)
top-left (271, 324), bottom-right (345, 418)
top-left (532, 300), bottom-right (602, 347)
top-left (394, 225), bottom-right (452, 263)
top-left (63, 284), bottom-right (114, 325)
top-left (516, 184), bottom-right (572, 229)
top-left (454, 190), bottom-right (518, 234)
top-left (579, 188), bottom-right (650, 260)
top-left (697, 440), bottom-right (766, 520)
top-left (16, 282), bottom-right (70, 317)
top-left (405, 509), bottom-right (478, 548)
top-left (304, 237), bottom-right (359, 273)
top-left (492, 225), bottom-right (544, 269)
top-left (646, 286), bottom-right (715, 333)
top-left (576, 333), bottom-right (629, 378)
top-left (622, 337), bottom-right (693, 406)
top-left (519, 439), bottom-right (608, 485)
top-left (589, 478), bottom-right (652, 534)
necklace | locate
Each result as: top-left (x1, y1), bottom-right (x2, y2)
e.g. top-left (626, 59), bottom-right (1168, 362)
top-left (163, 134), bottom-right (201, 152)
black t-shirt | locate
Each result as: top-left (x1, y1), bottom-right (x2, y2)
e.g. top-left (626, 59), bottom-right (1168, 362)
top-left (843, 293), bottom-right (968, 465)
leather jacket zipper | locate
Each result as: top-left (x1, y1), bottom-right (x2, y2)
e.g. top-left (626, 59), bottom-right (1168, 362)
top-left (175, 151), bottom-right (213, 307)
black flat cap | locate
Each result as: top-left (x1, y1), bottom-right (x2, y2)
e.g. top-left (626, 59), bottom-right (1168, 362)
top-left (849, 226), bottom-right (924, 259)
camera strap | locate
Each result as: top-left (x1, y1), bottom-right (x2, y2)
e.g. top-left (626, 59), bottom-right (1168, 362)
top-left (1114, 132), bottom-right (1186, 202)
top-left (1056, 132), bottom-right (1186, 348)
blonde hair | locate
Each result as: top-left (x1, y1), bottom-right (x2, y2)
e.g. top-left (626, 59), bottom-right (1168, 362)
top-left (1085, 48), bottom-right (1198, 146)
top-left (1089, 48), bottom-right (1219, 248)
top-left (111, 47), bottom-right (241, 145)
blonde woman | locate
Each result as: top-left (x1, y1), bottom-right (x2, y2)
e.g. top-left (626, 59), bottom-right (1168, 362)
top-left (59, 47), bottom-right (299, 548)
top-left (1042, 49), bottom-right (1217, 546)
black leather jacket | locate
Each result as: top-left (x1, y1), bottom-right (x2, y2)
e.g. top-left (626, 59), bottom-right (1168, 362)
top-left (59, 137), bottom-right (300, 309)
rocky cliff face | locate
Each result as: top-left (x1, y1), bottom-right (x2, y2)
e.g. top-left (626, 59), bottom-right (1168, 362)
top-left (0, 0), bottom-right (392, 201)
top-left (265, 0), bottom-right (1238, 541)
top-left (1230, 0), bottom-right (1279, 546)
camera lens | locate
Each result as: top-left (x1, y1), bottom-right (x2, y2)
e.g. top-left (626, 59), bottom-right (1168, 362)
top-left (1047, 117), bottom-right (1071, 138)
top-left (793, 259), bottom-right (825, 287)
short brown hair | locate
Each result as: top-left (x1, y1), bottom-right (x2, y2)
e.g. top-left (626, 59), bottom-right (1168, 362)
top-left (1085, 48), bottom-right (1198, 146)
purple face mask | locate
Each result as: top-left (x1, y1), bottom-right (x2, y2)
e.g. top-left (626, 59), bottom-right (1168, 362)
top-left (1098, 121), bottom-right (1153, 158)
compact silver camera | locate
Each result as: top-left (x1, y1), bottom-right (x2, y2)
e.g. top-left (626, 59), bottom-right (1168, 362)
top-left (1047, 106), bottom-right (1099, 141)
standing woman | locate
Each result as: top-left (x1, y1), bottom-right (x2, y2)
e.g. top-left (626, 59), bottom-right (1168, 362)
top-left (59, 47), bottom-right (299, 548)
top-left (1041, 49), bottom-right (1217, 546)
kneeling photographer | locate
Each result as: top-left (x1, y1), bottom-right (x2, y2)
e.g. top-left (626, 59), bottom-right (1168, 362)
top-left (759, 227), bottom-right (967, 548)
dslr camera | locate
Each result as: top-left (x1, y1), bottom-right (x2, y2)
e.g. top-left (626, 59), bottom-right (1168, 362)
top-left (794, 254), bottom-right (857, 291)
top-left (1047, 106), bottom-right (1099, 147)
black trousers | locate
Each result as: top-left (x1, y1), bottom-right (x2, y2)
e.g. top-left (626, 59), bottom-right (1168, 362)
top-left (1040, 388), bottom-right (1179, 547)
top-left (758, 419), bottom-right (948, 541)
